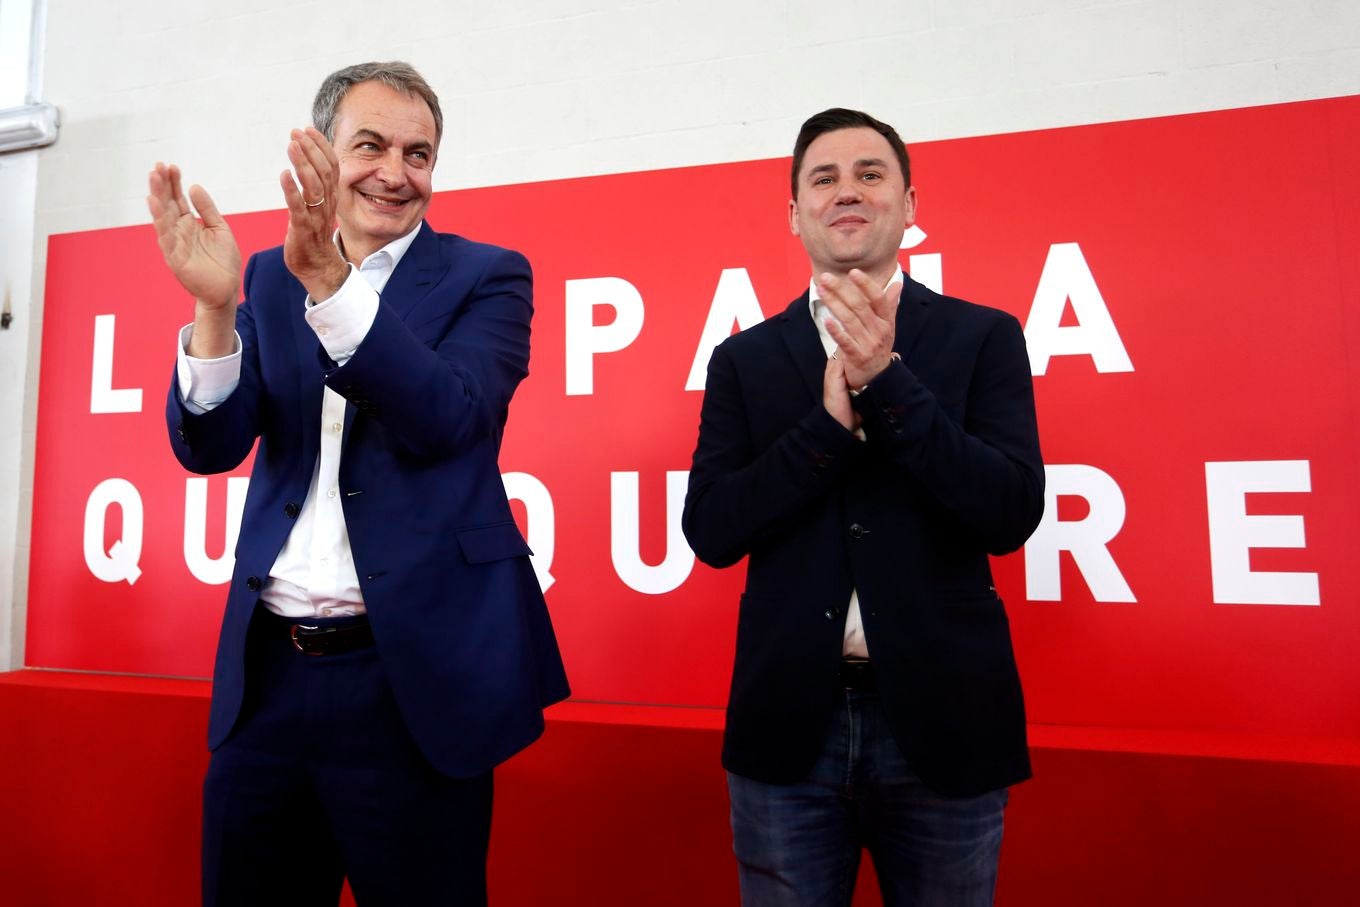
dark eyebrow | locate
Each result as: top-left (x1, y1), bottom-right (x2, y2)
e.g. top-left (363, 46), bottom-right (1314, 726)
top-left (854, 158), bottom-right (889, 170)
top-left (349, 128), bottom-right (433, 156)
top-left (806, 163), bottom-right (839, 181)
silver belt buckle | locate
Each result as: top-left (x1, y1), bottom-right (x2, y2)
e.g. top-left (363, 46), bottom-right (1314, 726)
top-left (289, 623), bottom-right (329, 656)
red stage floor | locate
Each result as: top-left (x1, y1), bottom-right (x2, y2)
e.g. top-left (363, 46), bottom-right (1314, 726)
top-left (3, 670), bottom-right (1358, 905)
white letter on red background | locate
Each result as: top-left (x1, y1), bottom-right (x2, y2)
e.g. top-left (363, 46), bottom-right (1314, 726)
top-left (1205, 460), bottom-right (1319, 606)
top-left (564, 277), bottom-right (644, 396)
top-left (900, 225), bottom-right (942, 294)
top-left (83, 478), bottom-right (144, 585)
top-left (90, 314), bottom-right (143, 413)
top-left (502, 472), bottom-right (556, 593)
top-left (1024, 243), bottom-right (1133, 376)
top-left (610, 471), bottom-right (695, 595)
top-left (1025, 464), bottom-right (1136, 602)
top-left (183, 476), bottom-right (249, 585)
top-left (685, 268), bottom-right (766, 391)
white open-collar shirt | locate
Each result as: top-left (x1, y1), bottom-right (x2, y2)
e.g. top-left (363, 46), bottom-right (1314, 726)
top-left (176, 225), bottom-right (421, 618)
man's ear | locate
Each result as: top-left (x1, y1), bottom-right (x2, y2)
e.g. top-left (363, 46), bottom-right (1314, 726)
top-left (789, 198), bottom-right (800, 236)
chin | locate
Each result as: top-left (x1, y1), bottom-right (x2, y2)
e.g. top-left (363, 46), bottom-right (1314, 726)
top-left (364, 216), bottom-right (415, 236)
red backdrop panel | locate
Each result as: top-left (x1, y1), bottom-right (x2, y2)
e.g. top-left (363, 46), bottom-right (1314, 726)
top-left (28, 96), bottom-right (1360, 741)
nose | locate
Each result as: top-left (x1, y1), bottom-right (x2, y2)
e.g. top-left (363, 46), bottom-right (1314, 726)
top-left (375, 148), bottom-right (407, 187)
top-left (833, 179), bottom-right (862, 204)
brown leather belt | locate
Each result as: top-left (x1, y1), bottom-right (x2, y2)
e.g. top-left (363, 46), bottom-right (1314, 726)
top-left (262, 611), bottom-right (374, 656)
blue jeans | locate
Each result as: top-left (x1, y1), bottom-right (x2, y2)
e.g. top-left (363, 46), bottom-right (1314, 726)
top-left (727, 689), bottom-right (1007, 907)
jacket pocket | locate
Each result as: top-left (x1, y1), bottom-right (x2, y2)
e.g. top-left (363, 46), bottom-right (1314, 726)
top-left (455, 521), bottom-right (533, 564)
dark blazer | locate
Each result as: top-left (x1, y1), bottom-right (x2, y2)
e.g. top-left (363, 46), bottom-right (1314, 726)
top-left (167, 222), bottom-right (570, 778)
top-left (683, 276), bottom-right (1043, 797)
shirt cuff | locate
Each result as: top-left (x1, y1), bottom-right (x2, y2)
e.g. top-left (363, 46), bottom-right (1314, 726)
top-left (176, 324), bottom-right (242, 414)
top-left (304, 264), bottom-right (378, 363)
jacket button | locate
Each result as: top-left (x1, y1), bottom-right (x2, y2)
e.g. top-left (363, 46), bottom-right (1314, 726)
top-left (246, 576), bottom-right (261, 592)
top-left (176, 426), bottom-right (187, 441)
top-left (284, 502), bottom-right (300, 519)
top-left (848, 523), bottom-right (865, 539)
top-left (824, 609), bottom-right (838, 621)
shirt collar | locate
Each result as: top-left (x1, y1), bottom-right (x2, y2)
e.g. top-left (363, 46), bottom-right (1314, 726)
top-left (808, 263), bottom-right (904, 316)
top-left (333, 222), bottom-right (424, 273)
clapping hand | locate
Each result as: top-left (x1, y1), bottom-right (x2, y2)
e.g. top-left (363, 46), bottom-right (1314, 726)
top-left (147, 163), bottom-right (242, 358)
top-left (816, 269), bottom-right (903, 390)
top-left (280, 126), bottom-right (348, 301)
top-left (147, 163), bottom-right (241, 313)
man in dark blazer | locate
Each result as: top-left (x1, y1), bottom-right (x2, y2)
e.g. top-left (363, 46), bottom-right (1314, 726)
top-left (684, 108), bottom-right (1044, 906)
top-left (149, 62), bottom-right (568, 905)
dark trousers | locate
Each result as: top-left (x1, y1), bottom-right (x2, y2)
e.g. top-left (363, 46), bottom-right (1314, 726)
top-left (202, 607), bottom-right (493, 907)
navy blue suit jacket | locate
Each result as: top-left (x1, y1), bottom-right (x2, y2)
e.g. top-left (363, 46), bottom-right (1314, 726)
top-left (683, 277), bottom-right (1043, 797)
top-left (168, 222), bottom-right (569, 778)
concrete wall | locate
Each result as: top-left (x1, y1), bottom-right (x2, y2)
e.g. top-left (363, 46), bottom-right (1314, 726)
top-left (4, 0), bottom-right (1360, 668)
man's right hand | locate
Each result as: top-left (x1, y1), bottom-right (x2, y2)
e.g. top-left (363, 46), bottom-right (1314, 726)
top-left (147, 162), bottom-right (241, 357)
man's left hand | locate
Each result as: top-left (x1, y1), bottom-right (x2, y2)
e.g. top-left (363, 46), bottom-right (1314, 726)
top-left (280, 126), bottom-right (349, 301)
top-left (817, 270), bottom-right (903, 389)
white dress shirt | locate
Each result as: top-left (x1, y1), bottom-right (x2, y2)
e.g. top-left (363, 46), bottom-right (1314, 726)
top-left (176, 225), bottom-right (422, 618)
top-left (808, 264), bottom-right (904, 659)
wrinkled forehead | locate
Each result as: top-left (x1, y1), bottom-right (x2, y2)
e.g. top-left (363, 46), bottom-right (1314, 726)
top-left (334, 81), bottom-right (439, 143)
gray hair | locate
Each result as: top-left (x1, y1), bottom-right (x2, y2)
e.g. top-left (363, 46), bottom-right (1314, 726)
top-left (312, 61), bottom-right (443, 145)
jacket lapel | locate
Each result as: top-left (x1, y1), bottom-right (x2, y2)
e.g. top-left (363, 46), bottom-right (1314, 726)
top-left (288, 222), bottom-right (445, 442)
top-left (378, 221), bottom-right (448, 324)
top-left (283, 270), bottom-right (325, 462)
top-left (342, 222), bottom-right (447, 439)
top-left (895, 276), bottom-right (935, 363)
top-left (776, 292), bottom-right (828, 402)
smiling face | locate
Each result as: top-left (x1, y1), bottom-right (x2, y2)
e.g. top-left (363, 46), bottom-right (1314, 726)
top-left (789, 126), bottom-right (916, 286)
top-left (332, 80), bottom-right (438, 262)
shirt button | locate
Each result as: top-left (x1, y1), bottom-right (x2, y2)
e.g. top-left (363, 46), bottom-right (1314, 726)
top-left (319, 556), bottom-right (329, 566)
top-left (328, 488), bottom-right (338, 499)
top-left (331, 422), bottom-right (342, 433)
top-left (321, 607), bottom-right (334, 617)
top-left (318, 327), bottom-right (329, 336)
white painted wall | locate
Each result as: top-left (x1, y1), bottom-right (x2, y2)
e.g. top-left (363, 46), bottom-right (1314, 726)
top-left (1, 0), bottom-right (45, 671)
top-left (4, 0), bottom-right (1360, 669)
top-left (0, 0), bottom-right (36, 107)
top-left (0, 150), bottom-right (39, 673)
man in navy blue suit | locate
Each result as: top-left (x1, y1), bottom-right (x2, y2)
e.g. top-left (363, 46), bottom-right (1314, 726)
top-left (148, 61), bottom-right (568, 905)
top-left (684, 109), bottom-right (1044, 905)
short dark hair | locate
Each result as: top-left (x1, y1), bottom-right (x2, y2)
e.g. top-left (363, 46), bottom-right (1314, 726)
top-left (312, 61), bottom-right (443, 145)
top-left (791, 108), bottom-right (911, 198)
